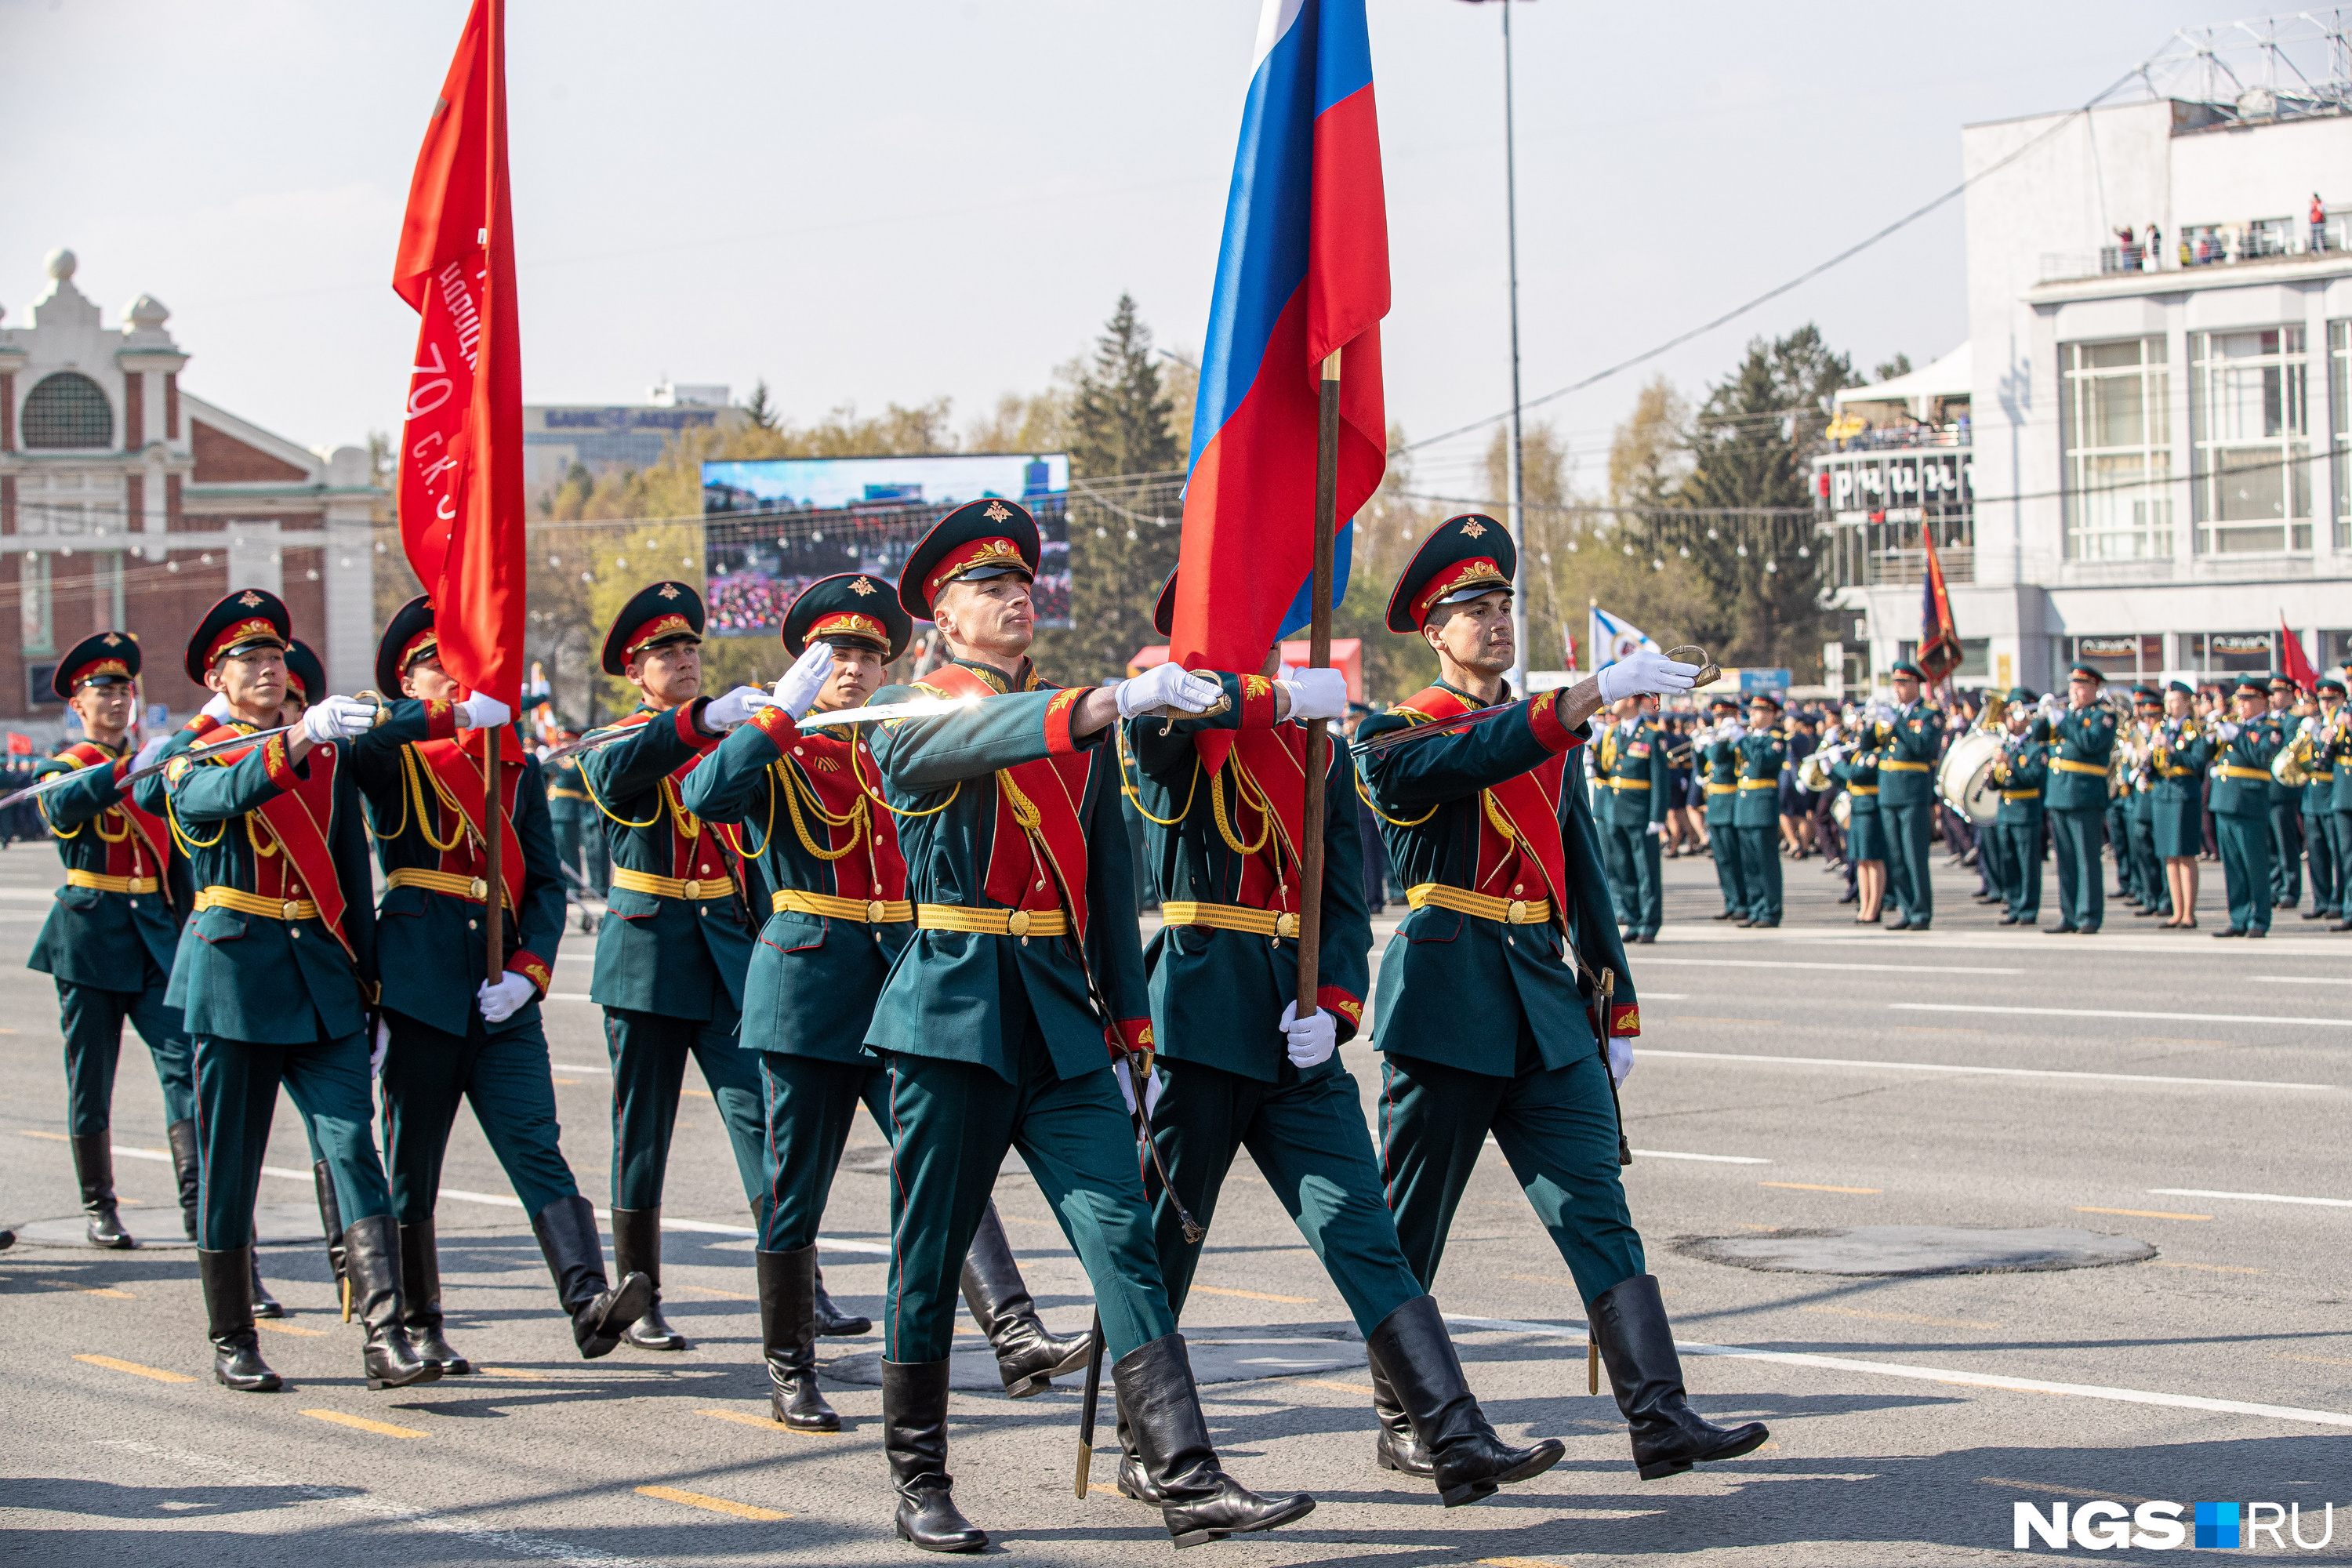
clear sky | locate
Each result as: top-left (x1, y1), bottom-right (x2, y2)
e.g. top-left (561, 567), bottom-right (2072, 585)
top-left (0, 1), bottom-right (2255, 496)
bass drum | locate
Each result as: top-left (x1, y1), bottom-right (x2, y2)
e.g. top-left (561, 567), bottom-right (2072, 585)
top-left (1936, 729), bottom-right (2005, 826)
top-left (1831, 789), bottom-right (1853, 829)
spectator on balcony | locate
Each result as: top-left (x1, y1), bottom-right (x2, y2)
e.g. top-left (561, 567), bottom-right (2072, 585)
top-left (2313, 194), bottom-right (2328, 253)
top-left (2143, 222), bottom-right (2161, 271)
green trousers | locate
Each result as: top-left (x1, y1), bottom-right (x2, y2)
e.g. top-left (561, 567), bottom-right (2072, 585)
top-left (882, 1023), bottom-right (1170, 1364)
top-left (1708, 811), bottom-right (1747, 915)
top-left (1378, 1032), bottom-right (1643, 1307)
top-left (604, 1006), bottom-right (767, 1213)
top-left (1148, 1058), bottom-right (1423, 1337)
top-left (2216, 814), bottom-right (2274, 935)
top-left (2327, 811), bottom-right (2352, 916)
top-left (1599, 818), bottom-right (1664, 936)
top-left (1978, 820), bottom-right (2008, 905)
top-left (1998, 821), bottom-right (2044, 921)
top-left (2128, 813), bottom-right (2169, 914)
top-left (1736, 824), bottom-right (1782, 922)
top-left (58, 978), bottom-right (194, 1136)
top-left (380, 1011), bottom-right (579, 1225)
top-left (1882, 800), bottom-right (1934, 924)
top-left (2049, 808), bottom-right (2107, 931)
top-left (2304, 810), bottom-right (2338, 916)
top-left (193, 1029), bottom-right (389, 1250)
top-left (2270, 804), bottom-right (2303, 906)
top-left (756, 1053), bottom-right (887, 1253)
top-left (549, 811), bottom-right (608, 898)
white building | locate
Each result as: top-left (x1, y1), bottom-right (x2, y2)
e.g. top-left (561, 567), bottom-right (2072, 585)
top-left (1825, 16), bottom-right (2352, 694)
top-left (524, 380), bottom-right (741, 493)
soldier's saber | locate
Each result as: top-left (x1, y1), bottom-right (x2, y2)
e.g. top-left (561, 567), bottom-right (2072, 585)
top-left (1074, 1305), bottom-right (1105, 1498)
top-left (1349, 699), bottom-right (1523, 756)
top-left (793, 695), bottom-right (986, 730)
top-left (0, 722), bottom-right (305, 812)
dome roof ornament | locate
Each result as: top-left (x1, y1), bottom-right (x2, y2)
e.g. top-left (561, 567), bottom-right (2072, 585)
top-left (45, 248), bottom-right (77, 282)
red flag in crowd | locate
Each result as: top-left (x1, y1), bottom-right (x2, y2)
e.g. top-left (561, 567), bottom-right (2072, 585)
top-left (1915, 529), bottom-right (1963, 684)
top-left (2281, 613), bottom-right (2318, 691)
top-left (392, 0), bottom-right (524, 709)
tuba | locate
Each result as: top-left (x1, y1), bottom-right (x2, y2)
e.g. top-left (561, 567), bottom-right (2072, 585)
top-left (2273, 728), bottom-right (2314, 789)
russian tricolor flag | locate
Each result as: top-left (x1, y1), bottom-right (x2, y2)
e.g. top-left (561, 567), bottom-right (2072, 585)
top-left (1168, 0), bottom-right (1388, 677)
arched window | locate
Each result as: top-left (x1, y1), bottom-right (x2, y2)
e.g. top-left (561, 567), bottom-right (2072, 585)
top-left (21, 372), bottom-right (114, 449)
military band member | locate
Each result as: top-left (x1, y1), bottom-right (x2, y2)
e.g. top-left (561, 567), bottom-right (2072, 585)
top-left (859, 500), bottom-right (1312, 1552)
top-left (2042, 664), bottom-right (2119, 935)
top-left (2123, 687), bottom-right (2169, 919)
top-left (1592, 694), bottom-right (1668, 942)
top-left (1986, 690), bottom-right (2049, 927)
top-left (355, 597), bottom-right (652, 1373)
top-left (1118, 571), bottom-right (1563, 1508)
top-left (2151, 681), bottom-right (2211, 929)
top-left (2209, 677), bottom-right (2284, 938)
top-left (1730, 693), bottom-right (1787, 927)
top-left (1697, 696), bottom-right (1746, 920)
top-left (2296, 684), bottom-right (2340, 923)
top-left (1831, 727), bottom-right (1886, 924)
top-left (136, 589), bottom-right (462, 1393)
top-left (2267, 676), bottom-right (2305, 911)
top-left (579, 582), bottom-right (775, 1351)
top-left (1873, 662), bottom-right (1943, 931)
top-left (1356, 517), bottom-right (1768, 1485)
top-left (2318, 676), bottom-right (2352, 933)
top-left (31, 633), bottom-right (197, 1251)
top-left (677, 573), bottom-right (1087, 1436)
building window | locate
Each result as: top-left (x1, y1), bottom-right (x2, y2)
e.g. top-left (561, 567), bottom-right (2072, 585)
top-left (19, 553), bottom-right (52, 656)
top-left (2190, 326), bottom-right (2310, 553)
top-left (2332, 321), bottom-right (2350, 550)
top-left (2183, 631), bottom-right (2276, 675)
top-left (2060, 338), bottom-right (2172, 561)
top-left (2321, 629), bottom-right (2352, 670)
top-left (20, 372), bottom-right (114, 449)
top-left (2069, 634), bottom-right (2165, 681)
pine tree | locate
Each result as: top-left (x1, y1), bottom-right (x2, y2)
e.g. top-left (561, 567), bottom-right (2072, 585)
top-left (743, 378), bottom-right (779, 431)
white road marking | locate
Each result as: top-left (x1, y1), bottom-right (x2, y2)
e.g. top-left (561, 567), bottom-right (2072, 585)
top-left (2150, 1188), bottom-right (2352, 1209)
top-left (1639, 1047), bottom-right (2330, 1091)
top-left (1893, 1002), bottom-right (2352, 1027)
top-left (551, 1062), bottom-right (610, 1073)
top-left (1441, 1315), bottom-right (2352, 1429)
top-left (1639, 957), bottom-right (2023, 975)
top-left (548, 992), bottom-right (595, 1003)
top-left (1629, 1149), bottom-right (1771, 1164)
top-left (2255, 975), bottom-right (2352, 985)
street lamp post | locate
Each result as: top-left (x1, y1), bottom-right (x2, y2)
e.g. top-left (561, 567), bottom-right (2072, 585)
top-left (1460, 0), bottom-right (1530, 688)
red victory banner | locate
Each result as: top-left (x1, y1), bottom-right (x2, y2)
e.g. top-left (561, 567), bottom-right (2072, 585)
top-left (394, 0), bottom-right (524, 711)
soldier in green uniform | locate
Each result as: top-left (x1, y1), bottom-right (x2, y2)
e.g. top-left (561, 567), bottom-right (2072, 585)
top-left (1592, 694), bottom-right (1670, 942)
top-left (2124, 688), bottom-right (2169, 919)
top-left (1831, 724), bottom-right (1886, 923)
top-left (2151, 681), bottom-right (2212, 929)
top-left (1116, 570), bottom-right (1563, 1508)
top-left (1730, 693), bottom-right (1787, 927)
top-left (2042, 664), bottom-right (2120, 935)
top-left (859, 500), bottom-right (1313, 1552)
top-left (543, 729), bottom-right (606, 906)
top-left (2317, 676), bottom-right (2352, 932)
top-left (356, 597), bottom-right (653, 1373)
top-left (579, 583), bottom-right (777, 1351)
top-left (2209, 677), bottom-right (2284, 938)
top-left (1987, 690), bottom-right (2049, 927)
top-left (1872, 662), bottom-right (1944, 931)
top-left (137, 589), bottom-right (463, 1393)
top-left (1697, 696), bottom-right (1746, 920)
top-left (677, 574), bottom-right (1086, 1436)
top-left (1357, 517), bottom-right (1767, 1486)
top-left (2295, 682), bottom-right (2339, 924)
top-left (2267, 677), bottom-right (2304, 912)
top-left (279, 641), bottom-right (354, 1303)
top-left (30, 633), bottom-right (197, 1251)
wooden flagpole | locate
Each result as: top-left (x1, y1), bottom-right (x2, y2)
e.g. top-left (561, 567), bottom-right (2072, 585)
top-left (480, 0), bottom-right (507, 981)
top-left (1295, 347), bottom-right (1342, 1017)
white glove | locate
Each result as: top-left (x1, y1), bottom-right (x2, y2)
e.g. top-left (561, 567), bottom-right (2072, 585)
top-left (455, 693), bottom-right (513, 731)
top-left (1279, 1000), bottom-right (1336, 1069)
top-left (1276, 668), bottom-right (1349, 724)
top-left (370, 1018), bottom-right (390, 1078)
top-left (301, 695), bottom-right (378, 743)
top-left (1113, 1058), bottom-right (1164, 1118)
top-left (1719, 720), bottom-right (1747, 743)
top-left (1644, 821), bottom-right (1663, 837)
top-left (1606, 1034), bottom-right (1634, 1085)
top-left (1595, 651), bottom-right (1700, 704)
top-left (1116, 662), bottom-right (1222, 720)
top-left (477, 970), bottom-right (537, 1024)
top-left (2215, 720), bottom-right (2241, 742)
top-left (2038, 694), bottom-right (2063, 720)
top-left (132, 735), bottom-right (170, 774)
top-left (1874, 701), bottom-right (1900, 725)
top-left (700, 684), bottom-right (771, 728)
top-left (201, 691), bottom-right (236, 723)
top-left (773, 641), bottom-right (835, 721)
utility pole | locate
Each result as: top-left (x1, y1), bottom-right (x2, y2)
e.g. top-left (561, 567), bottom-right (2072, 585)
top-left (1501, 0), bottom-right (1528, 693)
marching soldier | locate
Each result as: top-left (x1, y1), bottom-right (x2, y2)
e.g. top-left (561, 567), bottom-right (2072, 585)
top-left (1729, 693), bottom-right (1787, 927)
top-left (136, 589), bottom-right (468, 1393)
top-left (1831, 724), bottom-right (1887, 924)
top-left (354, 596), bottom-right (653, 1373)
top-left (1116, 571), bottom-right (1564, 1508)
top-left (2151, 681), bottom-right (2211, 929)
top-left (2209, 677), bottom-right (2284, 938)
top-left (677, 574), bottom-right (1088, 1436)
top-left (2318, 676), bottom-right (2352, 933)
top-left (2267, 676), bottom-right (2304, 912)
top-left (30, 633), bottom-right (197, 1252)
top-left (1986, 689), bottom-right (2049, 927)
top-left (578, 583), bottom-right (777, 1350)
top-left (1697, 696), bottom-right (1746, 920)
top-left (2125, 687), bottom-right (2169, 920)
top-left (2042, 664), bottom-right (2119, 935)
top-left (281, 639), bottom-right (356, 1299)
top-left (543, 727), bottom-right (606, 909)
top-left (2296, 685), bottom-right (2339, 924)
top-left (860, 499), bottom-right (1313, 1552)
top-left (1356, 517), bottom-right (1767, 1486)
top-left (1591, 693), bottom-right (1668, 942)
top-left (1872, 662), bottom-right (1943, 931)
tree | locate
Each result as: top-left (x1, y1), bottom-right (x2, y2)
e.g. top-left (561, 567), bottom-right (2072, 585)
top-left (743, 378), bottom-right (779, 431)
top-left (1873, 352), bottom-right (1914, 383)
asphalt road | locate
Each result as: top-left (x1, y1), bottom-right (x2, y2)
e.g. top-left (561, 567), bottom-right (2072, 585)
top-left (3, 837), bottom-right (2347, 1565)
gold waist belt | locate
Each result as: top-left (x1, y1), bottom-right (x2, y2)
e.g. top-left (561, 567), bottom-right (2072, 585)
top-left (197, 886), bottom-right (318, 921)
top-left (1879, 759), bottom-right (1931, 772)
top-left (2313, 771), bottom-right (2336, 782)
top-left (1160, 900), bottom-right (1300, 940)
top-left (2052, 758), bottom-right (2107, 775)
top-left (386, 866), bottom-right (516, 906)
top-left (1704, 782), bottom-right (1737, 795)
top-left (1846, 786), bottom-right (1878, 796)
top-left (2002, 789), bottom-right (2042, 802)
top-left (1608, 778), bottom-right (1652, 789)
top-left (1737, 779), bottom-right (1778, 790)
top-left (1406, 884), bottom-right (1553, 924)
top-left (2216, 764), bottom-right (2271, 781)
top-left (610, 866), bottom-right (737, 901)
top-left (916, 903), bottom-right (1069, 938)
top-left (67, 869), bottom-right (158, 895)
top-left (772, 887), bottom-right (913, 924)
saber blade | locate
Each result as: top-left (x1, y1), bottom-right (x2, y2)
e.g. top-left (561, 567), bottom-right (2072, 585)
top-left (794, 695), bottom-right (985, 730)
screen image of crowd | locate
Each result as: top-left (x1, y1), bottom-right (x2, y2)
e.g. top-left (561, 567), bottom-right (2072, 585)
top-left (704, 562), bottom-right (1073, 637)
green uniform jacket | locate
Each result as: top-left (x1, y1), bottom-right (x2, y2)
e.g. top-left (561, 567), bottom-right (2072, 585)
top-left (2321, 712), bottom-right (2352, 812)
top-left (1991, 739), bottom-right (2050, 825)
top-left (1591, 719), bottom-right (1670, 828)
top-left (579, 701), bottom-right (757, 1019)
top-left (1831, 747), bottom-right (1882, 814)
top-left (1730, 728), bottom-right (1787, 828)
top-left (545, 754), bottom-right (593, 826)
top-left (1120, 671), bottom-right (1370, 1081)
top-left (350, 723), bottom-right (565, 1038)
top-left (1700, 734), bottom-right (1742, 824)
top-left (2045, 705), bottom-right (2119, 812)
top-left (1874, 704), bottom-right (1944, 806)
top-left (2208, 718), bottom-right (2282, 818)
top-left (677, 706), bottom-right (909, 1063)
top-left (2295, 717), bottom-right (2336, 815)
top-left (861, 659), bottom-right (1150, 1084)
top-left (2148, 720), bottom-right (2211, 807)
top-left (1356, 681), bottom-right (1637, 1080)
top-left (30, 739), bottom-right (191, 985)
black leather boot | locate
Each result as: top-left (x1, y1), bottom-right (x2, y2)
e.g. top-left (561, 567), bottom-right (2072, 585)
top-left (313, 1161), bottom-right (347, 1306)
top-left (250, 1253), bottom-right (282, 1319)
top-left (399, 1218), bottom-right (470, 1374)
top-left (1589, 1274), bottom-right (1769, 1479)
top-left (1367, 1295), bottom-right (1565, 1505)
top-left (71, 1131), bottom-right (132, 1249)
top-left (1114, 1333), bottom-right (1315, 1548)
top-left (609, 1206), bottom-right (685, 1349)
top-left (812, 1263), bottom-right (870, 1336)
top-left (757, 1245), bottom-right (839, 1431)
top-left (166, 1119), bottom-right (200, 1240)
top-left (343, 1215), bottom-right (439, 1392)
top-left (198, 1246), bottom-right (281, 1392)
top-left (882, 1357), bottom-right (986, 1552)
top-left (1113, 1396), bottom-right (1166, 1505)
top-left (1369, 1362), bottom-right (1434, 1477)
top-left (960, 1203), bottom-right (1089, 1398)
top-left (530, 1195), bottom-right (652, 1359)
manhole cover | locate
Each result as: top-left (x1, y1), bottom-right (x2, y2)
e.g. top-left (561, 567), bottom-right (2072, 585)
top-left (1676, 1225), bottom-right (2155, 1276)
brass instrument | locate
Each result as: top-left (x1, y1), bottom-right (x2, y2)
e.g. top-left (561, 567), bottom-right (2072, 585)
top-left (2273, 728), bottom-right (2314, 789)
top-left (1976, 691), bottom-right (2009, 732)
top-left (1797, 740), bottom-right (1853, 793)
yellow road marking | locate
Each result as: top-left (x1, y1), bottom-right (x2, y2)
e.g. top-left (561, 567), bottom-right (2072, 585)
top-left (1802, 1305), bottom-right (2002, 1330)
top-left (1982, 1476), bottom-right (2155, 1505)
top-left (74, 1353), bottom-right (193, 1383)
top-left (699, 1408), bottom-right (793, 1431)
top-left (2076, 1207), bottom-right (2209, 1221)
top-left (1762, 1181), bottom-right (1882, 1195)
top-left (1295, 1377), bottom-right (1376, 1396)
top-left (2150, 1260), bottom-right (2261, 1274)
top-left (2274, 1352), bottom-right (2352, 1367)
top-left (19, 1128), bottom-right (68, 1142)
top-left (681, 1088), bottom-right (714, 1100)
top-left (303, 1409), bottom-right (430, 1439)
top-left (636, 1484), bottom-right (790, 1521)
top-left (476, 1366), bottom-right (555, 1380)
top-left (1188, 1285), bottom-right (1315, 1305)
top-left (255, 1319), bottom-right (328, 1336)
top-left (40, 1279), bottom-right (134, 1299)
top-left (1483, 1558), bottom-right (1573, 1568)
top-left (550, 1076), bottom-right (582, 1086)
top-left (673, 1283), bottom-right (756, 1301)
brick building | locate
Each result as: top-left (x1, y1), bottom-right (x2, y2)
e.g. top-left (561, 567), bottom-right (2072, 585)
top-left (0, 248), bottom-right (377, 730)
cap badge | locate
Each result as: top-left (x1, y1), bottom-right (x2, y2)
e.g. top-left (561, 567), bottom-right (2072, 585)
top-left (983, 500), bottom-right (1012, 523)
top-left (849, 577), bottom-right (877, 596)
top-left (238, 591), bottom-right (263, 608)
top-left (1458, 519), bottom-right (1486, 539)
top-left (102, 633), bottom-right (122, 646)
top-left (658, 583), bottom-right (681, 600)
